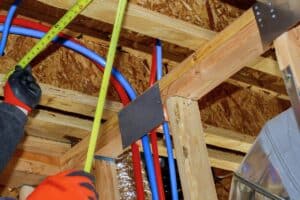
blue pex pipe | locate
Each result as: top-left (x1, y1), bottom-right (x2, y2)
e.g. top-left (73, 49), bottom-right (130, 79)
top-left (156, 39), bottom-right (163, 80)
top-left (0, 25), bottom-right (159, 199)
top-left (1, 25), bottom-right (136, 99)
top-left (156, 40), bottom-right (179, 200)
top-left (0, 0), bottom-right (22, 56)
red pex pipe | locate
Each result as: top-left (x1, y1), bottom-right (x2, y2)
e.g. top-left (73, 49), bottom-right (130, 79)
top-left (150, 45), bottom-right (165, 200)
top-left (0, 15), bottom-right (145, 199)
top-left (0, 16), bottom-right (131, 104)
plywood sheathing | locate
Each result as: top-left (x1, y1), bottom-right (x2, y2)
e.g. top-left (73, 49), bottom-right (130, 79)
top-left (0, 34), bottom-right (153, 99)
top-left (132, 0), bottom-right (210, 29)
top-left (199, 82), bottom-right (290, 136)
top-left (133, 0), bottom-right (244, 32)
top-left (207, 0), bottom-right (243, 31)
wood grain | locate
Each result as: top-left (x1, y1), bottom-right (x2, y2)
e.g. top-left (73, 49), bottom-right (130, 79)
top-left (36, 0), bottom-right (214, 50)
top-left (166, 97), bottom-right (218, 200)
top-left (94, 159), bottom-right (120, 200)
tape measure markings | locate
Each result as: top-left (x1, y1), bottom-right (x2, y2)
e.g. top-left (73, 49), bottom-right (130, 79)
top-left (15, 0), bottom-right (93, 69)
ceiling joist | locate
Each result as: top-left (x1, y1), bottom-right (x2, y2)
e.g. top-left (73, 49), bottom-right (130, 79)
top-left (34, 0), bottom-right (279, 77)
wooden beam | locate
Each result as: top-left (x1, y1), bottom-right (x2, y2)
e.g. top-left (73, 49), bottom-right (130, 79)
top-left (13, 86), bottom-right (252, 172)
top-left (157, 124), bottom-right (254, 154)
top-left (0, 135), bottom-right (70, 189)
top-left (35, 0), bottom-right (279, 77)
top-left (0, 170), bottom-right (44, 187)
top-left (159, 10), bottom-right (263, 101)
top-left (12, 150), bottom-right (60, 175)
top-left (120, 42), bottom-right (284, 100)
top-left (208, 149), bottom-right (242, 172)
top-left (61, 114), bottom-right (120, 169)
top-left (57, 111), bottom-right (248, 172)
top-left (18, 135), bottom-right (71, 157)
top-left (26, 110), bottom-right (92, 142)
top-left (203, 125), bottom-right (254, 154)
top-left (61, 9), bottom-right (264, 168)
top-left (152, 139), bottom-right (243, 172)
top-left (0, 74), bottom-right (123, 119)
top-left (2, 2), bottom-right (276, 75)
top-left (247, 56), bottom-right (281, 77)
top-left (36, 0), bottom-right (214, 50)
top-left (226, 79), bottom-right (289, 101)
top-left (93, 159), bottom-right (120, 200)
top-left (166, 96), bottom-right (218, 200)
top-left (28, 92), bottom-right (255, 154)
top-left (0, 136), bottom-right (67, 188)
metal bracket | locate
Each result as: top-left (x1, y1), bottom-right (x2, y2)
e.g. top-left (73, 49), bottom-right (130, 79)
top-left (253, 0), bottom-right (300, 47)
top-left (119, 84), bottom-right (164, 148)
top-left (282, 66), bottom-right (300, 128)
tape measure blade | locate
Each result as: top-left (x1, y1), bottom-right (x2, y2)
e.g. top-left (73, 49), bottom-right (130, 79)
top-left (16, 0), bottom-right (92, 68)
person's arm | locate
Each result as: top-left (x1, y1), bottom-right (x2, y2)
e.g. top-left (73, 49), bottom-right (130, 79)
top-left (0, 103), bottom-right (27, 172)
top-left (0, 67), bottom-right (98, 200)
top-left (0, 66), bottom-right (41, 172)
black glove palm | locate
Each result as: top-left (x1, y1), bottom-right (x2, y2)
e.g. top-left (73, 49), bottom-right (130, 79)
top-left (4, 66), bottom-right (41, 112)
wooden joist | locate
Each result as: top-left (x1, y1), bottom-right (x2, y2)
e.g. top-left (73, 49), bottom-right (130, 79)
top-left (28, 107), bottom-right (250, 171)
top-left (203, 125), bottom-right (254, 154)
top-left (60, 9), bottom-right (265, 169)
top-left (0, 80), bottom-right (254, 172)
top-left (208, 149), bottom-right (243, 172)
top-left (226, 79), bottom-right (289, 101)
top-left (247, 56), bottom-right (281, 77)
top-left (120, 41), bottom-right (285, 101)
top-left (18, 135), bottom-right (71, 156)
top-left (0, 136), bottom-right (70, 187)
top-left (26, 110), bottom-right (92, 142)
top-left (155, 140), bottom-right (243, 172)
top-left (0, 170), bottom-right (45, 187)
top-left (25, 103), bottom-right (251, 172)
top-left (0, 74), bottom-right (123, 120)
top-left (10, 151), bottom-right (60, 176)
top-left (36, 0), bottom-right (278, 76)
top-left (36, 0), bottom-right (215, 50)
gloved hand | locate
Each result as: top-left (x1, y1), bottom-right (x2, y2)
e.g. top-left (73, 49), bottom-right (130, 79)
top-left (27, 170), bottom-right (99, 200)
top-left (4, 66), bottom-right (41, 113)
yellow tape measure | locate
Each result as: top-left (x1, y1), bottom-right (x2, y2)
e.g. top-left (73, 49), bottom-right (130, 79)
top-left (6, 0), bottom-right (93, 78)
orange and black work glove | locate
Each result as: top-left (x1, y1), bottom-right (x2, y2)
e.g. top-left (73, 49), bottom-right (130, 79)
top-left (27, 170), bottom-right (99, 200)
top-left (4, 66), bottom-right (41, 112)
